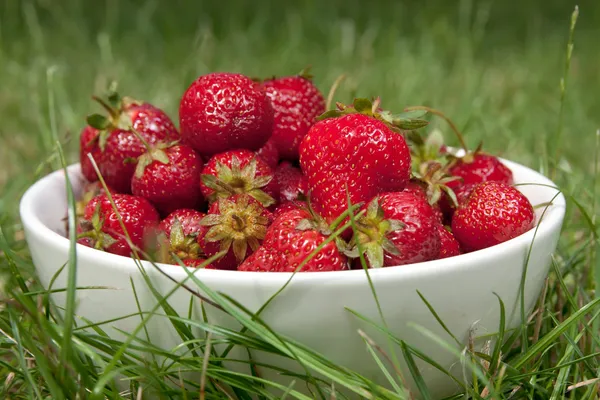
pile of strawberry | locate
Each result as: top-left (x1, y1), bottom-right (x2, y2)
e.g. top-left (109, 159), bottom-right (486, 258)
top-left (73, 69), bottom-right (536, 272)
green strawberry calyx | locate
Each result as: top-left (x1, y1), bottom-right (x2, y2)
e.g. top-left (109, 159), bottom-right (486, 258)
top-left (76, 202), bottom-right (118, 251)
top-left (201, 155), bottom-right (275, 207)
top-left (317, 97), bottom-right (430, 132)
top-left (344, 197), bottom-right (404, 269)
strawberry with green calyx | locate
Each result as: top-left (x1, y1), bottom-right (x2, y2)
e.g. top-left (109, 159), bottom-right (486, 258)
top-left (200, 149), bottom-right (279, 208)
top-left (410, 160), bottom-right (460, 208)
top-left (347, 192), bottom-right (441, 268)
top-left (131, 143), bottom-right (204, 216)
top-left (198, 194), bottom-right (273, 270)
top-left (299, 97), bottom-right (423, 223)
top-left (81, 84), bottom-right (179, 193)
top-left (76, 181), bottom-right (115, 219)
top-left (76, 193), bottom-right (160, 257)
top-left (437, 225), bottom-right (461, 259)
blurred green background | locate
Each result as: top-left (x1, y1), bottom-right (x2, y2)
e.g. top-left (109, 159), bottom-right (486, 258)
top-left (0, 0), bottom-right (598, 216)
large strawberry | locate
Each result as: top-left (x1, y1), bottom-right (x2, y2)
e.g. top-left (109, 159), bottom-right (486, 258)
top-left (77, 193), bottom-right (160, 257)
top-left (275, 161), bottom-right (308, 202)
top-left (131, 144), bottom-right (204, 216)
top-left (256, 138), bottom-right (279, 169)
top-left (83, 89), bottom-right (179, 193)
top-left (451, 181), bottom-right (535, 252)
top-left (299, 98), bottom-right (426, 223)
top-left (197, 194), bottom-right (273, 270)
top-left (348, 191), bottom-right (440, 268)
top-left (179, 72), bottom-right (273, 156)
top-left (261, 69), bottom-right (325, 160)
top-left (257, 207), bottom-right (348, 272)
top-left (200, 149), bottom-right (279, 207)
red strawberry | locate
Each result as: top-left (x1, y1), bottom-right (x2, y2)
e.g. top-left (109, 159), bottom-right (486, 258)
top-left (439, 183), bottom-right (477, 222)
top-left (275, 161), bottom-right (308, 202)
top-left (448, 153), bottom-right (513, 188)
top-left (200, 149), bottom-right (279, 207)
top-left (272, 200), bottom-right (305, 220)
top-left (131, 144), bottom-right (204, 216)
top-left (261, 70), bottom-right (325, 160)
top-left (299, 98), bottom-right (423, 223)
top-left (77, 193), bottom-right (160, 257)
top-left (237, 246), bottom-right (287, 272)
top-left (403, 180), bottom-right (444, 223)
top-left (179, 72), bottom-right (273, 156)
top-left (83, 90), bottom-right (179, 193)
top-left (437, 225), bottom-right (461, 259)
top-left (147, 209), bottom-right (207, 266)
top-left (183, 258), bottom-right (216, 269)
top-left (349, 192), bottom-right (440, 268)
top-left (80, 126), bottom-right (103, 182)
top-left (197, 194), bottom-right (273, 270)
top-left (451, 182), bottom-right (535, 252)
top-left (259, 208), bottom-right (348, 272)
top-left (256, 138), bottom-right (279, 169)
top-left (76, 181), bottom-right (115, 218)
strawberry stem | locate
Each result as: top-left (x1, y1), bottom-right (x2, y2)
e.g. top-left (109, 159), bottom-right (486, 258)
top-left (404, 106), bottom-right (468, 152)
top-left (325, 73), bottom-right (347, 111)
top-left (92, 95), bottom-right (118, 119)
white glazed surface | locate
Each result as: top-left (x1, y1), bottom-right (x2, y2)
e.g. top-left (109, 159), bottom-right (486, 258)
top-left (20, 161), bottom-right (565, 398)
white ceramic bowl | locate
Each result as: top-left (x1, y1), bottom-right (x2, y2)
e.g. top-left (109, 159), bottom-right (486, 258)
top-left (20, 160), bottom-right (565, 398)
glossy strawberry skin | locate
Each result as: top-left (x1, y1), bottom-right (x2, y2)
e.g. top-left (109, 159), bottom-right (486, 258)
top-left (159, 209), bottom-right (206, 238)
top-left (403, 180), bottom-right (444, 223)
top-left (375, 192), bottom-right (441, 266)
top-left (237, 246), bottom-right (287, 272)
top-left (275, 161), bottom-right (308, 202)
top-left (197, 195), bottom-right (273, 270)
top-left (183, 258), bottom-right (216, 269)
top-left (77, 194), bottom-right (160, 257)
top-left (98, 103), bottom-right (179, 193)
top-left (131, 145), bottom-right (204, 216)
top-left (179, 72), bottom-right (274, 156)
top-left (262, 76), bottom-right (325, 160)
top-left (449, 154), bottom-right (513, 188)
top-left (299, 113), bottom-right (411, 222)
top-left (200, 149), bottom-right (279, 204)
top-left (272, 200), bottom-right (305, 220)
top-left (437, 225), bottom-right (461, 259)
top-left (256, 138), bottom-right (279, 169)
top-left (262, 209), bottom-right (348, 272)
top-left (451, 182), bottom-right (535, 252)
top-left (80, 126), bottom-right (103, 182)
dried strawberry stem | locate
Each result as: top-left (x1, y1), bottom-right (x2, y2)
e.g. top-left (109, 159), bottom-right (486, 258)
top-left (404, 105), bottom-right (468, 152)
top-left (325, 73), bottom-right (347, 111)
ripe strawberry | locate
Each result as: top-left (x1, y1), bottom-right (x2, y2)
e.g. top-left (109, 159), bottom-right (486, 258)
top-left (77, 193), bottom-right (160, 257)
top-left (451, 182), bottom-right (535, 252)
top-left (437, 225), bottom-right (461, 259)
top-left (197, 194), bottom-right (273, 270)
top-left (80, 126), bottom-right (103, 182)
top-left (131, 144), bottom-right (204, 216)
top-left (272, 200), bottom-right (305, 220)
top-left (179, 72), bottom-right (273, 156)
top-left (275, 161), bottom-right (308, 202)
top-left (299, 98), bottom-right (425, 223)
top-left (448, 153), bottom-right (513, 188)
top-left (256, 138), bottom-right (279, 169)
top-left (403, 180), bottom-right (444, 223)
top-left (200, 149), bottom-right (279, 207)
top-left (76, 181), bottom-right (115, 218)
top-left (255, 208), bottom-right (348, 272)
top-left (261, 69), bottom-right (325, 160)
top-left (146, 209), bottom-right (210, 267)
top-left (237, 245), bottom-right (286, 272)
top-left (348, 192), bottom-right (440, 268)
top-left (83, 89), bottom-right (179, 193)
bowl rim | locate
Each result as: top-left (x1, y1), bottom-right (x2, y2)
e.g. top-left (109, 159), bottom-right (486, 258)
top-left (19, 160), bottom-right (566, 284)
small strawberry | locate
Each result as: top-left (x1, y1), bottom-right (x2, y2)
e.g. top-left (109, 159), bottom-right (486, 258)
top-left (77, 193), bottom-right (160, 257)
top-left (83, 87), bottom-right (179, 193)
top-left (451, 182), bottom-right (535, 252)
top-left (348, 192), bottom-right (440, 268)
top-left (258, 207), bottom-right (348, 272)
top-left (437, 225), bottom-right (461, 259)
top-left (275, 161), bottom-right (308, 202)
top-left (131, 144), bottom-right (204, 216)
top-left (299, 98), bottom-right (426, 223)
top-left (448, 152), bottom-right (513, 189)
top-left (261, 68), bottom-right (325, 160)
top-left (256, 138), bottom-right (279, 169)
top-left (200, 149), bottom-right (279, 207)
top-left (197, 194), bottom-right (273, 270)
top-left (80, 126), bottom-right (104, 182)
top-left (179, 72), bottom-right (273, 156)
top-left (237, 245), bottom-right (287, 272)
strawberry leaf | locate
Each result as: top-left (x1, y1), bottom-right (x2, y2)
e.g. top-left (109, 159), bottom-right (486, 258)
top-left (87, 114), bottom-right (110, 130)
top-left (232, 239), bottom-right (248, 262)
top-left (150, 149), bottom-right (170, 165)
top-left (316, 109), bottom-right (344, 121)
top-left (353, 98), bottom-right (373, 113)
top-left (365, 243), bottom-right (384, 269)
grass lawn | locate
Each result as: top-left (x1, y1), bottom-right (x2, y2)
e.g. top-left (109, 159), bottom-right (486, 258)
top-left (1, 0), bottom-right (600, 398)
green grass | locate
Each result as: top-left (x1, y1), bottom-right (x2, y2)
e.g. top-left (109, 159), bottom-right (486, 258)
top-left (1, 0), bottom-right (600, 398)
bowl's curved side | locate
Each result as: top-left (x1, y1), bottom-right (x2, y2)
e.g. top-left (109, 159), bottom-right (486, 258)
top-left (19, 162), bottom-right (566, 397)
